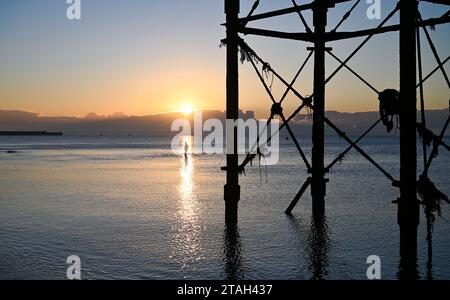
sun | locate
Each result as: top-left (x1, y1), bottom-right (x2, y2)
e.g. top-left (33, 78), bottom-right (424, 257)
top-left (180, 105), bottom-right (193, 115)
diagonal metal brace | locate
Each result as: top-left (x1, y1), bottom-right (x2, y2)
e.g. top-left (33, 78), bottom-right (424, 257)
top-left (285, 177), bottom-right (312, 214)
top-left (323, 116), bottom-right (396, 182)
top-left (326, 118), bottom-right (382, 171)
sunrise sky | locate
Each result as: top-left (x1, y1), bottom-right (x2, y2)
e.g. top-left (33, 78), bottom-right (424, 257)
top-left (0, 0), bottom-right (449, 118)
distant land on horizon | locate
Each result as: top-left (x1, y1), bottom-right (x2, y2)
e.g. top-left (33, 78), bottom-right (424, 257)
top-left (0, 108), bottom-right (448, 137)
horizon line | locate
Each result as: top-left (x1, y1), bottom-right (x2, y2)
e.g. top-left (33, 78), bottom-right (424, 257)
top-left (0, 106), bottom-right (448, 119)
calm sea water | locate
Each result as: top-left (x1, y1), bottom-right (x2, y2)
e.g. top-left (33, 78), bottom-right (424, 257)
top-left (0, 135), bottom-right (449, 280)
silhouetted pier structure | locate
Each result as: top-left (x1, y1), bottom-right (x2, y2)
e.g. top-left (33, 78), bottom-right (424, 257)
top-left (223, 0), bottom-right (450, 276)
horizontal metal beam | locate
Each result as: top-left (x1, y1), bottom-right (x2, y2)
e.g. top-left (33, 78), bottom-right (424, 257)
top-left (234, 0), bottom-right (352, 24)
top-left (327, 13), bottom-right (450, 41)
top-left (239, 27), bottom-right (314, 42)
top-left (238, 14), bottom-right (450, 42)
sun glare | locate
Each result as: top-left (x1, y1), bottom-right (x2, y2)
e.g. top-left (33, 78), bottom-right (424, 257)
top-left (180, 105), bottom-right (193, 115)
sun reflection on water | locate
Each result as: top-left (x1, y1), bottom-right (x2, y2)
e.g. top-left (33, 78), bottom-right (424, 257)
top-left (179, 147), bottom-right (195, 218)
top-left (170, 136), bottom-right (204, 273)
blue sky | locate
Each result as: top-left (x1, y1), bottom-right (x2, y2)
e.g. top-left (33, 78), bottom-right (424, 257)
top-left (0, 0), bottom-right (449, 117)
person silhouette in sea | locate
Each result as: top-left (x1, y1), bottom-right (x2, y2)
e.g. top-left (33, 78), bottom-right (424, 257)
top-left (184, 141), bottom-right (189, 157)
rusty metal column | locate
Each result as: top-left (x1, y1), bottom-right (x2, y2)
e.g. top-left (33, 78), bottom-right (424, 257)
top-left (398, 0), bottom-right (419, 260)
top-left (311, 0), bottom-right (327, 217)
top-left (224, 0), bottom-right (240, 226)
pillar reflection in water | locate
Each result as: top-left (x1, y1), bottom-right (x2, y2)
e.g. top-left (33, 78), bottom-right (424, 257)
top-left (397, 253), bottom-right (420, 280)
top-left (286, 215), bottom-right (330, 279)
top-left (222, 225), bottom-right (244, 280)
top-left (306, 216), bottom-right (330, 280)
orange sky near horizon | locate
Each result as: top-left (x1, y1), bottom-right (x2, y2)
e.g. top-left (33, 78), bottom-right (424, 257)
top-left (0, 1), bottom-right (449, 119)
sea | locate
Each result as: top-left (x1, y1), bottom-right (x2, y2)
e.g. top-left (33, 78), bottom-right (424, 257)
top-left (0, 135), bottom-right (449, 280)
